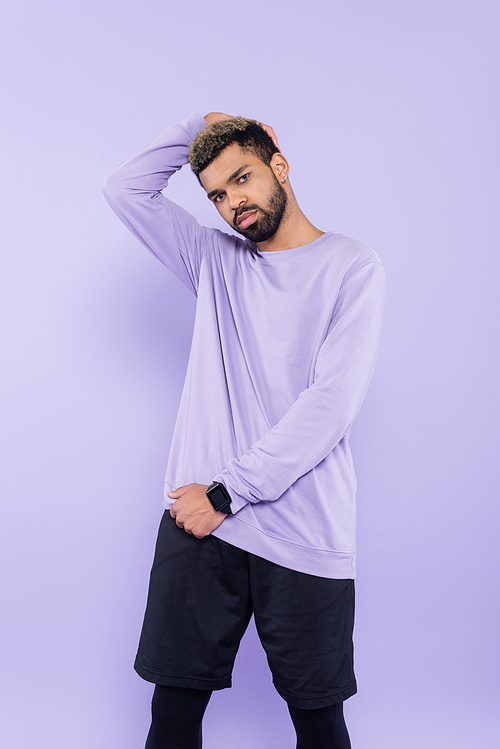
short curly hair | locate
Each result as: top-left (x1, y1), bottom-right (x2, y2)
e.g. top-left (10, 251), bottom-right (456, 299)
top-left (189, 117), bottom-right (279, 177)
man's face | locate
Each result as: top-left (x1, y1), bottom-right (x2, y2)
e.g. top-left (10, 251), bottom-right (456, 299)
top-left (199, 144), bottom-right (288, 243)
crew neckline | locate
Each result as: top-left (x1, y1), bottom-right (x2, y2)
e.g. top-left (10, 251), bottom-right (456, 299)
top-left (247, 232), bottom-right (334, 261)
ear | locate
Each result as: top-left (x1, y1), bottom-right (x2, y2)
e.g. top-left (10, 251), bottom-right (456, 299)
top-left (270, 152), bottom-right (289, 185)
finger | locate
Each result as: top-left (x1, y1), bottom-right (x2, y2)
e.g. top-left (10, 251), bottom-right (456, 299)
top-left (267, 127), bottom-right (279, 147)
top-left (168, 484), bottom-right (188, 498)
top-left (260, 122), bottom-right (280, 149)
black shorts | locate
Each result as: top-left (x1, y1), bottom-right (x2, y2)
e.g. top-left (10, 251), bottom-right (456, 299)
top-left (134, 511), bottom-right (357, 709)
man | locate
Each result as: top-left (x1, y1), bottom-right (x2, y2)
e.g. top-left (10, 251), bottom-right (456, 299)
top-left (103, 111), bottom-right (385, 749)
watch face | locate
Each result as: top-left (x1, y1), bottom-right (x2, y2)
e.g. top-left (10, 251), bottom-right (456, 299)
top-left (206, 482), bottom-right (231, 513)
top-left (212, 490), bottom-right (226, 509)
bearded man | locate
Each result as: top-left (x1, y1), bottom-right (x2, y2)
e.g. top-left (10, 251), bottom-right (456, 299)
top-left (103, 111), bottom-right (385, 749)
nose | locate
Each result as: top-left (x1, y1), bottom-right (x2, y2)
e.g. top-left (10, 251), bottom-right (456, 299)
top-left (227, 190), bottom-right (246, 212)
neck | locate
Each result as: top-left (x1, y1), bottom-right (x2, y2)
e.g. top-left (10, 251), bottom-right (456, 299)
top-left (256, 188), bottom-right (324, 252)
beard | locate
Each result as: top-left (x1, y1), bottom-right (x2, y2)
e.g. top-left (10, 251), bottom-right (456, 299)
top-left (233, 175), bottom-right (288, 243)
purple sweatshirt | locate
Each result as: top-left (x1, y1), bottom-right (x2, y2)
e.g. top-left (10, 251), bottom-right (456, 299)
top-left (103, 112), bottom-right (385, 578)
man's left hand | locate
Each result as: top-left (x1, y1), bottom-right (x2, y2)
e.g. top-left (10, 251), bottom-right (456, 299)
top-left (168, 483), bottom-right (227, 539)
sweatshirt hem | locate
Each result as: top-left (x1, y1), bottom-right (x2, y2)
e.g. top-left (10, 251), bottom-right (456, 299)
top-left (162, 483), bottom-right (355, 578)
top-left (211, 515), bottom-right (355, 579)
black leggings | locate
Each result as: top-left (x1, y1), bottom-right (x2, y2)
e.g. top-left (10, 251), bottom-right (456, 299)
top-left (145, 685), bottom-right (351, 749)
top-left (288, 701), bottom-right (352, 749)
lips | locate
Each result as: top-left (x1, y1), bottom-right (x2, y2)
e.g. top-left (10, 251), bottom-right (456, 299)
top-left (237, 210), bottom-right (257, 229)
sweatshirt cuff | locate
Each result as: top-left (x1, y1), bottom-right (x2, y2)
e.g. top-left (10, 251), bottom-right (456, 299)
top-left (177, 111), bottom-right (207, 146)
top-left (211, 473), bottom-right (250, 514)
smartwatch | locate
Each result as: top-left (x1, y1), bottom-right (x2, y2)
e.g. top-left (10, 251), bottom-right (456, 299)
top-left (206, 481), bottom-right (232, 515)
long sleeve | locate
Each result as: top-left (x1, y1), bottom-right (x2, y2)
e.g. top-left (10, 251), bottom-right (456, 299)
top-left (102, 111), bottom-right (213, 295)
top-left (213, 260), bottom-right (386, 512)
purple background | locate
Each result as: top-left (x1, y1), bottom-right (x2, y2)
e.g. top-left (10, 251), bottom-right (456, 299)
top-left (1, 1), bottom-right (499, 747)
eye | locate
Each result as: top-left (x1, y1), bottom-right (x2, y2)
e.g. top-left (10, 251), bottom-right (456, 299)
top-left (238, 173), bottom-right (250, 183)
top-left (214, 192), bottom-right (225, 203)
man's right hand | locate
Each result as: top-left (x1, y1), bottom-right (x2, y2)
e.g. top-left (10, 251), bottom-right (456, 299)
top-left (204, 112), bottom-right (233, 126)
top-left (203, 112), bottom-right (280, 150)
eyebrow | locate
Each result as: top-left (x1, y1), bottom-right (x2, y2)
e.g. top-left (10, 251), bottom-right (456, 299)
top-left (207, 165), bottom-right (251, 200)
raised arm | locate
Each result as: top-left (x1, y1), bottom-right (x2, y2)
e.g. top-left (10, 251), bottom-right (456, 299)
top-left (102, 112), bottom-right (213, 295)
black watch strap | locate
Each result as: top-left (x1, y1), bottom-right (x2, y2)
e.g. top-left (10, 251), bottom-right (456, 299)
top-left (206, 481), bottom-right (232, 514)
